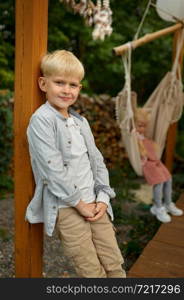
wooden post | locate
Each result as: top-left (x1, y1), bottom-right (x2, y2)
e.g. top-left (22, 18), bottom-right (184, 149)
top-left (14, 0), bottom-right (48, 277)
top-left (164, 29), bottom-right (184, 172)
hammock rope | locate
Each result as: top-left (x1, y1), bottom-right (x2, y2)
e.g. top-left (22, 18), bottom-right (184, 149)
top-left (134, 0), bottom-right (152, 41)
top-left (115, 25), bottom-right (184, 176)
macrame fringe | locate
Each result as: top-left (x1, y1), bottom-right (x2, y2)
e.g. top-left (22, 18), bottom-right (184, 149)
top-left (60, 0), bottom-right (113, 40)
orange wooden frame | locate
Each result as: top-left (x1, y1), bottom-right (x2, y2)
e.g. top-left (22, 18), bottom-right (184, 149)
top-left (14, 0), bottom-right (48, 277)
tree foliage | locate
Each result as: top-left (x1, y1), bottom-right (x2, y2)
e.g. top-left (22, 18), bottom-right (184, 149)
top-left (0, 90), bottom-right (13, 194)
top-left (0, 1), bottom-right (14, 90)
top-left (0, 0), bottom-right (174, 99)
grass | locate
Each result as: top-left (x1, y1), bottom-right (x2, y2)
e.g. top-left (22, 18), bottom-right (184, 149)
top-left (0, 228), bottom-right (11, 242)
top-left (0, 174), bottom-right (13, 199)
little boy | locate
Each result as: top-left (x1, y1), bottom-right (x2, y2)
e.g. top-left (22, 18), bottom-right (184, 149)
top-left (25, 50), bottom-right (126, 278)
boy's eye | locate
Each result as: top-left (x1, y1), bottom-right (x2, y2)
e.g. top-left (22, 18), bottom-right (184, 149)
top-left (55, 81), bottom-right (65, 85)
top-left (54, 81), bottom-right (79, 89)
top-left (70, 83), bottom-right (79, 88)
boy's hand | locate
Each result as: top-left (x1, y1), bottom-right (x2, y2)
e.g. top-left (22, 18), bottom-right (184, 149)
top-left (85, 202), bottom-right (108, 222)
top-left (75, 200), bottom-right (96, 218)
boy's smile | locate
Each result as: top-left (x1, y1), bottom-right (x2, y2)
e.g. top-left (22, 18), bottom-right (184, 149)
top-left (38, 75), bottom-right (82, 117)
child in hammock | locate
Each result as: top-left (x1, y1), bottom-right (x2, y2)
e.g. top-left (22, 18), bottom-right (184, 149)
top-left (134, 108), bottom-right (183, 223)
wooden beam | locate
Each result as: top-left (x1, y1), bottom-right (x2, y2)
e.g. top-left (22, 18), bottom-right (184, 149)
top-left (113, 22), bottom-right (183, 56)
top-left (164, 29), bottom-right (184, 172)
top-left (14, 0), bottom-right (48, 277)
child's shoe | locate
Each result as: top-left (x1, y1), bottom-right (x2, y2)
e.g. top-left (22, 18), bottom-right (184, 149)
top-left (150, 205), bottom-right (171, 223)
top-left (165, 202), bottom-right (183, 216)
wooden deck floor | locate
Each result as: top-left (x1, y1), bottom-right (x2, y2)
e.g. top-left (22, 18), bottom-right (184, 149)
top-left (127, 192), bottom-right (184, 278)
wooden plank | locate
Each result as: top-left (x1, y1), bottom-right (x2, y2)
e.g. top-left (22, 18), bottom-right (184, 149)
top-left (175, 193), bottom-right (184, 209)
top-left (14, 0), bottom-right (48, 277)
top-left (154, 222), bottom-right (184, 248)
top-left (128, 240), bottom-right (184, 278)
top-left (128, 194), bottom-right (184, 278)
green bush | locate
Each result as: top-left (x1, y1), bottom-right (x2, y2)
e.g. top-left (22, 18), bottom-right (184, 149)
top-left (0, 90), bottom-right (13, 195)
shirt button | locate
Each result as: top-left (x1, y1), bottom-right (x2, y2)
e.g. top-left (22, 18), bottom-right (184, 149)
top-left (64, 163), bottom-right (67, 167)
top-left (52, 206), bottom-right (56, 209)
top-left (74, 185), bottom-right (77, 189)
top-left (68, 141), bottom-right (71, 144)
top-left (66, 124), bottom-right (68, 127)
top-left (48, 160), bottom-right (51, 164)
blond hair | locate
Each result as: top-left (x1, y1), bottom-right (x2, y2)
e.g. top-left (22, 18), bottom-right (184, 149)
top-left (134, 108), bottom-right (150, 125)
top-left (40, 50), bottom-right (85, 80)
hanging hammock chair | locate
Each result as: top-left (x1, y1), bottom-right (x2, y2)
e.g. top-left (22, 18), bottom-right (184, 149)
top-left (115, 28), bottom-right (184, 176)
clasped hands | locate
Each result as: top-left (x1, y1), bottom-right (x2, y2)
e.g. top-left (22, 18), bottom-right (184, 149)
top-left (75, 200), bottom-right (107, 222)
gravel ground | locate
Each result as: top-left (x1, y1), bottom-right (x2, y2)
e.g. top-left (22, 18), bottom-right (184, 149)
top-left (0, 197), bottom-right (77, 278)
top-left (0, 197), bottom-right (15, 278)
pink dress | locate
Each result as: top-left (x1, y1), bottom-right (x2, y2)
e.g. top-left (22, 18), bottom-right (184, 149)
top-left (141, 138), bottom-right (171, 186)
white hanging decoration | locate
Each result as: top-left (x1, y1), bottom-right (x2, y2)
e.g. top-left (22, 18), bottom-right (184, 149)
top-left (59, 0), bottom-right (113, 40)
top-left (92, 0), bottom-right (113, 41)
top-left (156, 0), bottom-right (184, 22)
top-left (74, 1), bottom-right (89, 16)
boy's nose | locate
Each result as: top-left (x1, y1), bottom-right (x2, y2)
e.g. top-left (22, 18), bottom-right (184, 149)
top-left (62, 84), bottom-right (70, 93)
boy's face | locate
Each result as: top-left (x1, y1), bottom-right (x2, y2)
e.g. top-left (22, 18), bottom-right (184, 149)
top-left (38, 75), bottom-right (82, 117)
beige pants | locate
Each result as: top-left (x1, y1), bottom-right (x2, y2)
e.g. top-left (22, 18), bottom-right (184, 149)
top-left (56, 207), bottom-right (126, 278)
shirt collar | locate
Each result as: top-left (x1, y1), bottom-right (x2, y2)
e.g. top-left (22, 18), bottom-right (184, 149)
top-left (45, 101), bottom-right (83, 121)
top-left (67, 116), bottom-right (76, 127)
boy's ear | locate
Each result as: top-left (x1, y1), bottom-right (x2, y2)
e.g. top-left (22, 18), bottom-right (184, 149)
top-left (79, 84), bottom-right (82, 91)
top-left (38, 77), bottom-right (47, 92)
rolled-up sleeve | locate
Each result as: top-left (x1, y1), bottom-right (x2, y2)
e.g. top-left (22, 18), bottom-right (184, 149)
top-left (27, 115), bottom-right (81, 206)
top-left (96, 190), bottom-right (110, 206)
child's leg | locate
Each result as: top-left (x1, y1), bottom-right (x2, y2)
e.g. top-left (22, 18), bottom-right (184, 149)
top-left (163, 178), bottom-right (183, 216)
top-left (151, 183), bottom-right (171, 223)
top-left (152, 183), bottom-right (163, 207)
top-left (90, 213), bottom-right (126, 278)
top-left (163, 179), bottom-right (172, 205)
top-left (56, 207), bottom-right (106, 278)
